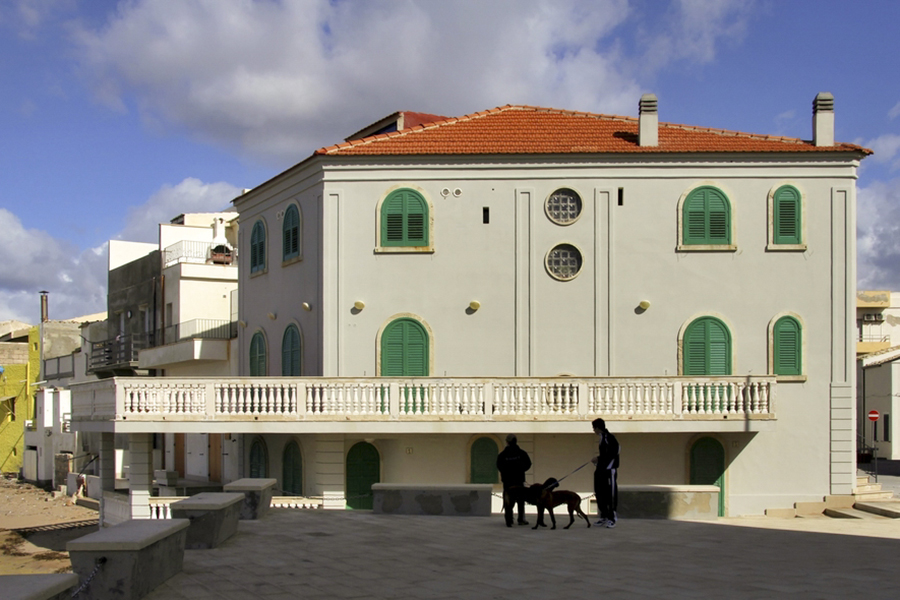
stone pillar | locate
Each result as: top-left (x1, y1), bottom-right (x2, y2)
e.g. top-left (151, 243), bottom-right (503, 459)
top-left (129, 433), bottom-right (153, 519)
top-left (99, 432), bottom-right (116, 493)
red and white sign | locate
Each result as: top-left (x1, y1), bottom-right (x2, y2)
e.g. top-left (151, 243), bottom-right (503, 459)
top-left (868, 410), bottom-right (880, 422)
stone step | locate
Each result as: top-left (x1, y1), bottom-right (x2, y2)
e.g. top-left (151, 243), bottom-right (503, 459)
top-left (857, 475), bottom-right (873, 485)
top-left (855, 502), bottom-right (900, 518)
top-left (854, 483), bottom-right (883, 494)
top-left (824, 507), bottom-right (889, 520)
top-left (764, 507), bottom-right (796, 518)
top-left (794, 501), bottom-right (826, 516)
top-left (854, 490), bottom-right (895, 502)
top-left (76, 496), bottom-right (99, 511)
top-left (824, 495), bottom-right (855, 509)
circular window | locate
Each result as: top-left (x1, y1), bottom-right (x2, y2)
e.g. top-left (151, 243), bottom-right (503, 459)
top-left (545, 244), bottom-right (583, 281)
top-left (545, 188), bottom-right (583, 225)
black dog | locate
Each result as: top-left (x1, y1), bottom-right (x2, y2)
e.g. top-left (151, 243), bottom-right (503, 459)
top-left (524, 478), bottom-right (591, 530)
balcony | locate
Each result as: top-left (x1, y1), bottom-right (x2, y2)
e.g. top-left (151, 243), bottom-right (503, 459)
top-left (70, 376), bottom-right (776, 435)
top-left (857, 333), bottom-right (890, 355)
top-left (88, 335), bottom-right (146, 375)
top-left (164, 240), bottom-right (237, 268)
top-left (43, 354), bottom-right (75, 380)
top-left (138, 319), bottom-right (236, 370)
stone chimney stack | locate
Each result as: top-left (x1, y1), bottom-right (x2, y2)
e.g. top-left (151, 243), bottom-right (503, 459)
top-left (639, 94), bottom-right (658, 147)
top-left (40, 290), bottom-right (49, 323)
top-left (813, 92), bottom-right (834, 147)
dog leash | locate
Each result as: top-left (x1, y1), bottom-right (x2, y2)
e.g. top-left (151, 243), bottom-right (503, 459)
top-left (544, 461), bottom-right (592, 490)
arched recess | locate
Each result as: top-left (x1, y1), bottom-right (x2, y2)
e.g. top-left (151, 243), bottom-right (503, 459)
top-left (346, 442), bottom-right (380, 510)
top-left (282, 440), bottom-right (303, 496)
top-left (469, 436), bottom-right (500, 484)
top-left (689, 436), bottom-right (726, 517)
top-left (249, 436), bottom-right (268, 478)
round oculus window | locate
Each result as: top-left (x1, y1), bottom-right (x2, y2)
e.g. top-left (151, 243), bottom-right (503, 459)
top-left (545, 188), bottom-right (583, 225)
top-left (545, 244), bottom-right (583, 281)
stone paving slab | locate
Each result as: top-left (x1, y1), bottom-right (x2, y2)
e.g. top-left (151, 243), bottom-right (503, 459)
top-left (144, 510), bottom-right (900, 599)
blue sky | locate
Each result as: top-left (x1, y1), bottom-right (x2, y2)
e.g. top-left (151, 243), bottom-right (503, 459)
top-left (2, 0), bottom-right (900, 323)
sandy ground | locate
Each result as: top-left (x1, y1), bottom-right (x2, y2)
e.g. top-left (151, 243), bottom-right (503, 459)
top-left (0, 474), bottom-right (99, 575)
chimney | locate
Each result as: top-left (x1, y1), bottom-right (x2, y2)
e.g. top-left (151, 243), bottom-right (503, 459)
top-left (40, 290), bottom-right (49, 323)
top-left (813, 92), bottom-right (834, 147)
top-left (639, 94), bottom-right (658, 147)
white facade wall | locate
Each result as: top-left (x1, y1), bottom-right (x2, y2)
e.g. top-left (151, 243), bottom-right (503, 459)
top-left (230, 153), bottom-right (859, 515)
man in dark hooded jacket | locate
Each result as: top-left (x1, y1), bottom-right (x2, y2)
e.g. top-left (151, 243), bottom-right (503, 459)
top-left (497, 434), bottom-right (532, 526)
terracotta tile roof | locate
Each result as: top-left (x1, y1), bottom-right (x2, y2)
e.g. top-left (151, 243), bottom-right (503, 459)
top-left (317, 105), bottom-right (872, 157)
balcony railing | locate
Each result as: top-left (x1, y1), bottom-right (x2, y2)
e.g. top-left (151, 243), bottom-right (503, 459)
top-left (159, 319), bottom-right (237, 345)
top-left (71, 376), bottom-right (775, 424)
top-left (164, 240), bottom-right (237, 268)
top-left (88, 335), bottom-right (146, 372)
top-left (43, 354), bottom-right (75, 380)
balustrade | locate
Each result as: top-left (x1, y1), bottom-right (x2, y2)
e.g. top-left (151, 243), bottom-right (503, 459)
top-left (72, 376), bottom-right (775, 423)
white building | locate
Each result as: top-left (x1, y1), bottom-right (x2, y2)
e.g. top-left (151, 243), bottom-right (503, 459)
top-left (856, 290), bottom-right (900, 459)
top-left (72, 93), bottom-right (870, 518)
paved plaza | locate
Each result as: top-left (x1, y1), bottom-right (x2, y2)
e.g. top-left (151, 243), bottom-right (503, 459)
top-left (142, 507), bottom-right (900, 600)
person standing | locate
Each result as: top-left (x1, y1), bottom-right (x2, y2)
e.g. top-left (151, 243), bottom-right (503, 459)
top-left (497, 434), bottom-right (532, 527)
top-left (591, 418), bottom-right (619, 528)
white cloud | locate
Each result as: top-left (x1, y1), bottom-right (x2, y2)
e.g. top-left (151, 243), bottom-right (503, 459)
top-left (865, 133), bottom-right (900, 170)
top-left (858, 178), bottom-right (900, 291)
top-left (0, 208), bottom-right (107, 323)
top-left (71, 0), bottom-right (753, 165)
top-left (0, 178), bottom-right (241, 323)
top-left (889, 101), bottom-right (900, 120)
top-left (116, 178), bottom-right (242, 243)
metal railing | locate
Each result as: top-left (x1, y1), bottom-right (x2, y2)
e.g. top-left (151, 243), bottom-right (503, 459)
top-left (159, 319), bottom-right (237, 345)
top-left (43, 354), bottom-right (75, 379)
top-left (164, 240), bottom-right (237, 267)
top-left (88, 335), bottom-right (146, 372)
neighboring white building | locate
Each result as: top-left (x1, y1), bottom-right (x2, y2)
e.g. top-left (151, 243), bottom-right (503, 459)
top-left (856, 290), bottom-right (900, 459)
top-left (72, 93), bottom-right (871, 519)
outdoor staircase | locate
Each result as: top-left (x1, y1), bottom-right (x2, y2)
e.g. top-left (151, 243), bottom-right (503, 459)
top-left (765, 476), bottom-right (899, 519)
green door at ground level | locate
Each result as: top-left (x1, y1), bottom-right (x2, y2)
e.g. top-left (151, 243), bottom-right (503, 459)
top-left (690, 437), bottom-right (725, 517)
top-left (346, 442), bottom-right (380, 510)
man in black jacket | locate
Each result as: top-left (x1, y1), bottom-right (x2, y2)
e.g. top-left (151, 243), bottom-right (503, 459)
top-left (591, 418), bottom-right (620, 528)
top-left (497, 434), bottom-right (532, 526)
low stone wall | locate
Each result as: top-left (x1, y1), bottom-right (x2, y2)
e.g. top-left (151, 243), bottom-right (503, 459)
top-left (372, 484), bottom-right (492, 516)
top-left (616, 485), bottom-right (720, 520)
top-left (3, 573), bottom-right (79, 600)
top-left (67, 519), bottom-right (190, 600)
top-left (170, 492), bottom-right (244, 549)
top-left (223, 478), bottom-right (277, 520)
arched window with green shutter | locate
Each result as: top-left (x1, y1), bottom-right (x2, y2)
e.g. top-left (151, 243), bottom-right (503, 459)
top-left (682, 186), bottom-right (731, 246)
top-left (281, 325), bottom-right (301, 376)
top-left (282, 205), bottom-right (301, 261)
top-left (282, 441), bottom-right (303, 496)
top-left (470, 437), bottom-right (499, 484)
top-left (773, 316), bottom-right (802, 376)
top-left (249, 437), bottom-right (268, 478)
top-left (250, 331), bottom-right (267, 376)
top-left (250, 220), bottom-right (266, 273)
top-left (380, 318), bottom-right (429, 376)
top-left (773, 185), bottom-right (801, 245)
top-left (683, 317), bottom-right (732, 375)
top-left (381, 189), bottom-right (429, 247)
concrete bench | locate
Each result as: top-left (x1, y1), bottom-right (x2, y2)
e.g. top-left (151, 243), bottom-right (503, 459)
top-left (170, 492), bottom-right (244, 549)
top-left (2, 573), bottom-right (79, 600)
top-left (614, 485), bottom-right (721, 519)
top-left (67, 518), bottom-right (190, 600)
top-left (223, 478), bottom-right (277, 520)
top-left (372, 483), bottom-right (492, 516)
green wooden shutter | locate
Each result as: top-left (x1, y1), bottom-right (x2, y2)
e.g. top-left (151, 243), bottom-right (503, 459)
top-left (684, 318), bottom-right (732, 375)
top-left (282, 441), bottom-right (303, 495)
top-left (470, 437), bottom-right (499, 484)
top-left (381, 190), bottom-right (428, 247)
top-left (251, 221), bottom-right (266, 272)
top-left (381, 319), bottom-right (429, 376)
top-left (774, 317), bottom-right (801, 375)
top-left (249, 438), bottom-right (267, 478)
top-left (281, 325), bottom-right (301, 376)
top-left (346, 442), bottom-right (380, 510)
top-left (250, 332), bottom-right (266, 376)
top-left (774, 186), bottom-right (801, 245)
top-left (283, 205), bottom-right (300, 260)
top-left (683, 187), bottom-right (731, 245)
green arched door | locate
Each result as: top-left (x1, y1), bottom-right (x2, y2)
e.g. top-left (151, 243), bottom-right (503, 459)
top-left (346, 442), bottom-right (380, 510)
top-left (690, 437), bottom-right (725, 516)
top-left (249, 437), bottom-right (268, 478)
top-left (282, 441), bottom-right (303, 496)
top-left (470, 437), bottom-right (499, 484)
